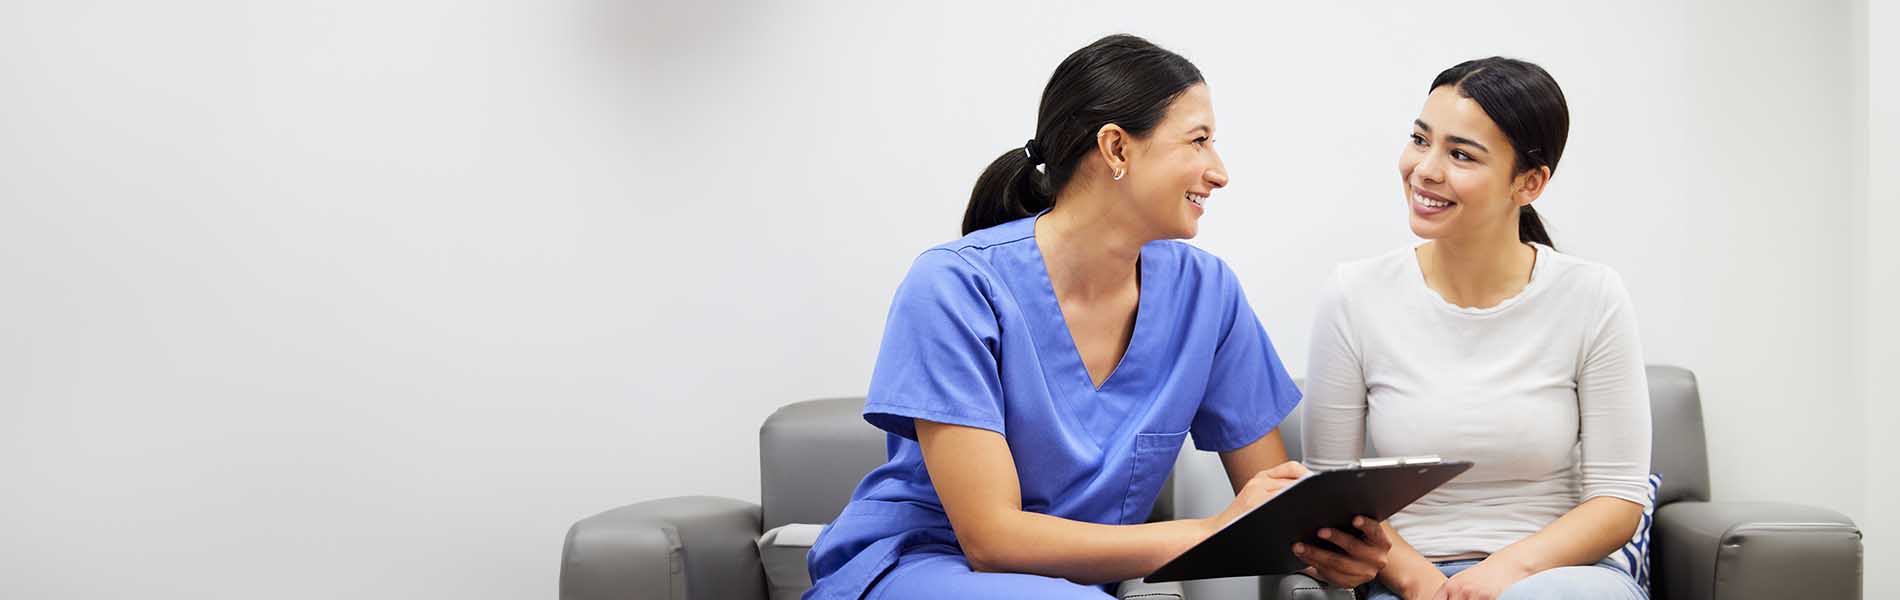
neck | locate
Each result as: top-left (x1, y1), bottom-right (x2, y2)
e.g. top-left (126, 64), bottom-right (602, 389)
top-left (1036, 192), bottom-right (1148, 300)
top-left (1418, 230), bottom-right (1537, 309)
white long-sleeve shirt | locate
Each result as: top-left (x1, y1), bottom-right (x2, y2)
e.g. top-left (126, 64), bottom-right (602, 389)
top-left (1300, 243), bottom-right (1652, 567)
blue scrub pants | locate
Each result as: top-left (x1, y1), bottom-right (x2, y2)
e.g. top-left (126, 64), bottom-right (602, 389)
top-left (864, 545), bottom-right (1115, 600)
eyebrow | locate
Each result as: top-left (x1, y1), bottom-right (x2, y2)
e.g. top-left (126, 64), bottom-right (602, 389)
top-left (1185, 124), bottom-right (1211, 136)
top-left (1414, 119), bottom-right (1490, 153)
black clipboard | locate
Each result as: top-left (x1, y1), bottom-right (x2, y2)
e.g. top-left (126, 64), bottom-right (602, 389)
top-left (1144, 458), bottom-right (1473, 583)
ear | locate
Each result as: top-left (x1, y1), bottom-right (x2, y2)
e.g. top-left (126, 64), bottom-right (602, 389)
top-left (1094, 123), bottom-right (1130, 177)
top-left (1513, 165), bottom-right (1551, 207)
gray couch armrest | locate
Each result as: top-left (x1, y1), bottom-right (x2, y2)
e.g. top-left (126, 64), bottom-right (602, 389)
top-left (1260, 573), bottom-right (1356, 600)
top-left (1118, 578), bottom-right (1184, 599)
top-left (561, 496), bottom-right (768, 600)
top-left (1652, 501), bottom-right (1861, 600)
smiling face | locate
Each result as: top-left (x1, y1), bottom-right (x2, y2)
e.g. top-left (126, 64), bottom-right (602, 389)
top-left (1399, 86), bottom-right (1545, 243)
top-left (1117, 83), bottom-right (1229, 239)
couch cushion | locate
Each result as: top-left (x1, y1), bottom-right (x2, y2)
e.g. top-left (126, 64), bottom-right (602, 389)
top-left (757, 523), bottom-right (827, 600)
top-left (1646, 366), bottom-right (1710, 505)
top-left (760, 398), bottom-right (887, 530)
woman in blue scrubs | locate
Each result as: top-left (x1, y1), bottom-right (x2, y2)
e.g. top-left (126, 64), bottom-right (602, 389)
top-left (803, 35), bottom-right (1392, 599)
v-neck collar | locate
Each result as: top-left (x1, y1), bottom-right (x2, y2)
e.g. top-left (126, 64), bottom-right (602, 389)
top-left (1023, 212), bottom-right (1153, 395)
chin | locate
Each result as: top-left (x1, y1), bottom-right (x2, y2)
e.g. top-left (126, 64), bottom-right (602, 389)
top-left (1408, 215), bottom-right (1446, 240)
top-left (1170, 216), bottom-right (1199, 240)
top-left (1174, 210), bottom-right (1203, 239)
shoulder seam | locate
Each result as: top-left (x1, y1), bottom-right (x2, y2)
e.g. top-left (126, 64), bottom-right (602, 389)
top-left (918, 246), bottom-right (989, 275)
top-left (939, 231), bottom-right (1034, 253)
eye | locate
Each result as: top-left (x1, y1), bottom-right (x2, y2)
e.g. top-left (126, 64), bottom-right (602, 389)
top-left (1192, 136), bottom-right (1210, 146)
top-left (1451, 149), bottom-right (1473, 162)
top-left (1409, 133), bottom-right (1427, 146)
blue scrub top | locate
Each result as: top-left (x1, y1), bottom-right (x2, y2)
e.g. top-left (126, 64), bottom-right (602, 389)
top-left (804, 214), bottom-right (1301, 599)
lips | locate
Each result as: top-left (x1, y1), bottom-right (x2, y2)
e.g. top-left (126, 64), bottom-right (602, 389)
top-left (1186, 192), bottom-right (1206, 208)
top-left (1411, 187), bottom-right (1456, 216)
top-left (1414, 186), bottom-right (1457, 206)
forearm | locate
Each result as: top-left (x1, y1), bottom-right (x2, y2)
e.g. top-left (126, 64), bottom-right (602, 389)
top-left (1219, 429), bottom-right (1291, 494)
top-left (966, 511), bottom-right (1211, 585)
top-left (1374, 522), bottom-right (1445, 600)
top-left (918, 419), bottom-right (1215, 585)
top-left (1486, 496), bottom-right (1643, 574)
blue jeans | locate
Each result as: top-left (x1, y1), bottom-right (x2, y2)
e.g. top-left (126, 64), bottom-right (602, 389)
top-left (1362, 558), bottom-right (1646, 600)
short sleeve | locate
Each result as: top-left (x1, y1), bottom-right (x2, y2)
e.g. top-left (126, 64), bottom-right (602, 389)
top-left (862, 249), bottom-right (1007, 440)
top-left (1191, 261), bottom-right (1302, 452)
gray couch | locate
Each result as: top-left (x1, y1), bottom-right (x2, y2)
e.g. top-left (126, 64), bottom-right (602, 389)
top-left (561, 365), bottom-right (1862, 600)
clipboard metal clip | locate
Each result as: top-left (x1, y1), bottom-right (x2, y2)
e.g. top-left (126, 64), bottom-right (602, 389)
top-left (1350, 455), bottom-right (1444, 469)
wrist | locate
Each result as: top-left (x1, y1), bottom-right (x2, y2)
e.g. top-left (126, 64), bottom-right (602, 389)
top-left (1481, 552), bottom-right (1538, 577)
top-left (1154, 518), bottom-right (1215, 569)
top-left (1190, 516), bottom-right (1220, 540)
top-left (1394, 567), bottom-right (1446, 599)
top-left (1174, 517), bottom-right (1215, 552)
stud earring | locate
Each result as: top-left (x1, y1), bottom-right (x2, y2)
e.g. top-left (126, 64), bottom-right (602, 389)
top-left (1113, 169), bottom-right (1125, 181)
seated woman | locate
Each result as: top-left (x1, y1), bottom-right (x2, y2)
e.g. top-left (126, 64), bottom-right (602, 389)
top-left (802, 34), bottom-right (1390, 600)
top-left (1299, 58), bottom-right (1653, 600)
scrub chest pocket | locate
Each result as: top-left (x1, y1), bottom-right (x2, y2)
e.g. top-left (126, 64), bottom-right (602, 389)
top-left (1122, 430), bottom-right (1189, 523)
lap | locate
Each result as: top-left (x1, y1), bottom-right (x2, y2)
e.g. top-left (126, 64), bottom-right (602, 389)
top-left (866, 548), bottom-right (1115, 600)
top-left (1362, 584), bottom-right (1404, 600)
top-left (1363, 559), bottom-right (1643, 600)
top-left (1498, 562), bottom-right (1645, 600)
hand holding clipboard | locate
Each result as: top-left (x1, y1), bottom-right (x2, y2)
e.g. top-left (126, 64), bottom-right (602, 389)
top-left (1145, 456), bottom-right (1473, 583)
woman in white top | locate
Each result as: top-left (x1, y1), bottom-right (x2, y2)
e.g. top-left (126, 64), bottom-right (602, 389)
top-left (1298, 58), bottom-right (1652, 600)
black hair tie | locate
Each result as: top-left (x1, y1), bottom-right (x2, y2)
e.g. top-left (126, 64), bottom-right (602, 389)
top-left (1023, 139), bottom-right (1044, 166)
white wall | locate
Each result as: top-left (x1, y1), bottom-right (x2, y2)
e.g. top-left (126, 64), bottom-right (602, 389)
top-left (0, 1), bottom-right (1880, 598)
top-left (1859, 0), bottom-right (1897, 595)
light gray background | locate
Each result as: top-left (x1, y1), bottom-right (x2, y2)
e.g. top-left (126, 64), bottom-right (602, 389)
top-left (2, 1), bottom-right (1892, 598)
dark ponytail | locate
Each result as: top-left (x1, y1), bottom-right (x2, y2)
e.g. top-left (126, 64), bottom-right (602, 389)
top-left (963, 144), bottom-right (1050, 236)
top-left (961, 34), bottom-right (1204, 235)
top-left (1518, 205), bottom-right (1553, 249)
top-left (1429, 57), bottom-right (1569, 249)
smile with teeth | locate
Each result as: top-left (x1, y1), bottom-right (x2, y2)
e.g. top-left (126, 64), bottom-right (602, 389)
top-left (1186, 193), bottom-right (1206, 207)
top-left (1413, 191), bottom-right (1454, 209)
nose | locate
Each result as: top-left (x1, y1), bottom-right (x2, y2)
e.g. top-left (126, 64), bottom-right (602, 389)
top-left (1205, 153), bottom-right (1229, 189)
top-left (1412, 149), bottom-right (1445, 186)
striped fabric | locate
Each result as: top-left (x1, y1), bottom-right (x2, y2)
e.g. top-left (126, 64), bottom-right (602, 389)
top-left (1616, 473), bottom-right (1661, 590)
